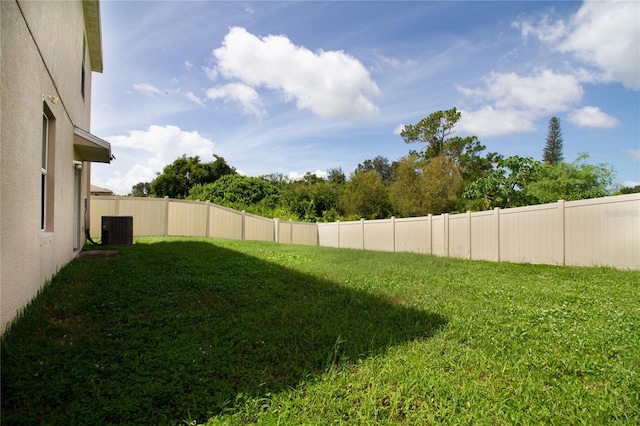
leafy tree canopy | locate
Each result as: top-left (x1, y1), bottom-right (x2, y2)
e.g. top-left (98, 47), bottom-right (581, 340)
top-left (390, 154), bottom-right (463, 217)
top-left (464, 154), bottom-right (616, 210)
top-left (150, 154), bottom-right (236, 199)
top-left (401, 107), bottom-right (496, 183)
top-left (463, 156), bottom-right (541, 210)
top-left (342, 170), bottom-right (392, 219)
top-left (188, 174), bottom-right (277, 207)
top-left (618, 185), bottom-right (640, 194)
top-left (129, 181), bottom-right (151, 197)
top-left (280, 173), bottom-right (344, 222)
top-left (528, 153), bottom-right (615, 203)
top-left (326, 167), bottom-right (346, 185)
top-left (356, 156), bottom-right (397, 185)
top-left (401, 108), bottom-right (462, 159)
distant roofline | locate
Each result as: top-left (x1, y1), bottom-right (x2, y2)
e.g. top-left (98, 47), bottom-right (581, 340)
top-left (90, 184), bottom-right (113, 194)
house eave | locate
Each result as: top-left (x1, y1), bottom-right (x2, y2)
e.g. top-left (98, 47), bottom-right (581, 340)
top-left (74, 126), bottom-right (111, 163)
top-left (83, 0), bottom-right (103, 73)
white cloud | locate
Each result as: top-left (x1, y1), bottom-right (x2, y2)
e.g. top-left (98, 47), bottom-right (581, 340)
top-left (460, 70), bottom-right (583, 114)
top-left (568, 106), bottom-right (619, 129)
top-left (202, 65), bottom-right (218, 81)
top-left (458, 106), bottom-right (536, 137)
top-left (101, 164), bottom-right (158, 196)
top-left (185, 91), bottom-right (206, 107)
top-left (457, 70), bottom-right (583, 136)
top-left (184, 60), bottom-right (193, 71)
top-left (287, 170), bottom-right (328, 181)
top-left (108, 125), bottom-right (214, 157)
top-left (133, 83), bottom-right (162, 95)
top-left (393, 124), bottom-right (406, 135)
top-left (516, 1), bottom-right (640, 90)
top-left (211, 27), bottom-right (380, 119)
top-left (623, 149), bottom-right (640, 162)
top-left (133, 83), bottom-right (163, 96)
top-left (513, 13), bottom-right (568, 44)
top-left (205, 83), bottom-right (266, 117)
top-left (105, 125), bottom-right (216, 194)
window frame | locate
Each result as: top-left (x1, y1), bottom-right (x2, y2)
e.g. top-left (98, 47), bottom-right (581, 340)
top-left (41, 112), bottom-right (49, 231)
top-left (41, 105), bottom-right (55, 232)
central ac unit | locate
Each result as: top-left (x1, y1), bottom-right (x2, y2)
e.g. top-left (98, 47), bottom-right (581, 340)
top-left (101, 216), bottom-right (133, 245)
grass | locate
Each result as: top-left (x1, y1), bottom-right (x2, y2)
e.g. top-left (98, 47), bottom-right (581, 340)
top-left (1, 237), bottom-right (638, 425)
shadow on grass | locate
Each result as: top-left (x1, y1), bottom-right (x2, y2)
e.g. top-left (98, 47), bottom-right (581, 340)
top-left (1, 241), bottom-right (446, 425)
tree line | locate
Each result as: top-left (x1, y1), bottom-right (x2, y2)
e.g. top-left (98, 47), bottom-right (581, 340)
top-left (129, 108), bottom-right (636, 222)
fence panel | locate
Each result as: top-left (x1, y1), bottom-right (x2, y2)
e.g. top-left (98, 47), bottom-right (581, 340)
top-left (208, 204), bottom-right (243, 240)
top-left (291, 222), bottom-right (318, 246)
top-left (431, 215), bottom-right (448, 256)
top-left (317, 222), bottom-right (339, 248)
top-left (564, 194), bottom-right (639, 269)
top-left (499, 203), bottom-right (562, 265)
top-left (277, 220), bottom-right (292, 244)
top-left (168, 200), bottom-right (208, 237)
top-left (364, 219), bottom-right (394, 252)
top-left (394, 216), bottom-right (431, 254)
top-left (448, 212), bottom-right (471, 259)
top-left (89, 197), bottom-right (117, 238)
top-left (118, 197), bottom-right (167, 237)
top-left (470, 209), bottom-right (500, 261)
top-left (339, 221), bottom-right (364, 249)
top-left (244, 213), bottom-right (274, 241)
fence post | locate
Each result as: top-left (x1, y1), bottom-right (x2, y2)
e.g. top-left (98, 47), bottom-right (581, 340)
top-left (444, 213), bottom-right (450, 257)
top-left (164, 196), bottom-right (170, 236)
top-left (467, 210), bottom-right (472, 259)
top-left (274, 218), bottom-right (279, 243)
top-left (361, 218), bottom-right (365, 250)
top-left (289, 219), bottom-right (293, 244)
top-left (495, 207), bottom-right (501, 262)
top-left (241, 210), bottom-right (246, 241)
top-left (558, 199), bottom-right (566, 266)
top-left (391, 216), bottom-right (396, 252)
top-left (337, 220), bottom-right (341, 248)
top-left (427, 214), bottom-right (433, 254)
top-left (205, 201), bottom-right (210, 238)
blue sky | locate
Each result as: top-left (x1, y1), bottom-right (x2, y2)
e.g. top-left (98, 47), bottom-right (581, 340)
top-left (91, 0), bottom-right (640, 195)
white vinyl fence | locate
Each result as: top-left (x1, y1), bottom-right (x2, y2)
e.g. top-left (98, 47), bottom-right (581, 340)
top-left (318, 194), bottom-right (639, 270)
top-left (91, 194), bottom-right (639, 270)
top-left (89, 197), bottom-right (318, 246)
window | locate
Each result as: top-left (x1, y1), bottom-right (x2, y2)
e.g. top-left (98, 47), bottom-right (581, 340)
top-left (41, 113), bottom-right (49, 230)
top-left (81, 36), bottom-right (86, 99)
top-left (41, 105), bottom-right (55, 231)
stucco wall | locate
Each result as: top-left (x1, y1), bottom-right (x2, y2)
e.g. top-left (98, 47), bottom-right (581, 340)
top-left (1, 1), bottom-right (95, 333)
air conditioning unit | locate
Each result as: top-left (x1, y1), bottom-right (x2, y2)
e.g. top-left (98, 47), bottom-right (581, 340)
top-left (101, 216), bottom-right (133, 245)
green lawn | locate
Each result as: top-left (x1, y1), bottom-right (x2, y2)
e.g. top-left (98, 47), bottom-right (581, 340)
top-left (2, 237), bottom-right (638, 425)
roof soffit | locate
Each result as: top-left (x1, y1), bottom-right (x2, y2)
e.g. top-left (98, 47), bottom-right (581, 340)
top-left (83, 0), bottom-right (103, 73)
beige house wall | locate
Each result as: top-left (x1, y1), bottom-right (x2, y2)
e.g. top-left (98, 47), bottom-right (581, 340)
top-left (1, 1), bottom-right (106, 333)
